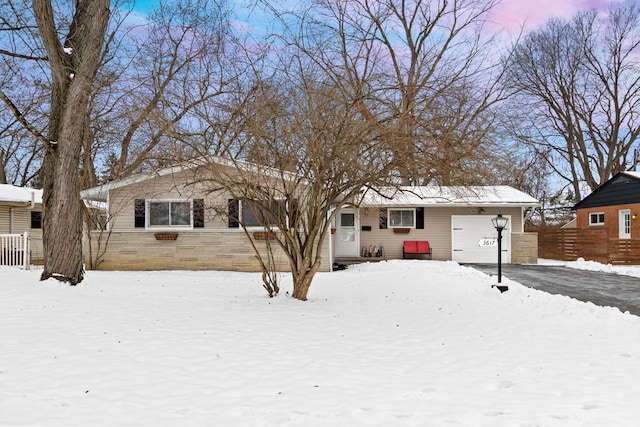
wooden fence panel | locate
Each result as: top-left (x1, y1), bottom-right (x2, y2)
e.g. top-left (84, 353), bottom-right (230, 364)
top-left (539, 228), bottom-right (640, 264)
top-left (576, 229), bottom-right (610, 264)
top-left (538, 229), bottom-right (579, 261)
top-left (609, 239), bottom-right (640, 264)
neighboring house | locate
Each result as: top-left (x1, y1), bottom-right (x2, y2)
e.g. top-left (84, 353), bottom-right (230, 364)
top-left (531, 171), bottom-right (640, 264)
top-left (538, 172), bottom-right (640, 264)
top-left (573, 171), bottom-right (640, 240)
top-left (334, 186), bottom-right (540, 265)
top-left (0, 184), bottom-right (44, 264)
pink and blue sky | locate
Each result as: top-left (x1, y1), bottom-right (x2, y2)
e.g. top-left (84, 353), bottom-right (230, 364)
top-left (488, 0), bottom-right (640, 33)
top-left (238, 0), bottom-right (640, 36)
top-left (133, 0), bottom-right (640, 35)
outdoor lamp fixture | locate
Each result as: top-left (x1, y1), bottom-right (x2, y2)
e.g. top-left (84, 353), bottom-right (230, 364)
top-left (491, 214), bottom-right (509, 293)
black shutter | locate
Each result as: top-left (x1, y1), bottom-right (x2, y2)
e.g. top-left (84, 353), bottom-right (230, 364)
top-left (134, 199), bottom-right (145, 228)
top-left (416, 207), bottom-right (424, 229)
top-left (228, 198), bottom-right (239, 228)
top-left (193, 199), bottom-right (204, 228)
top-left (379, 208), bottom-right (387, 229)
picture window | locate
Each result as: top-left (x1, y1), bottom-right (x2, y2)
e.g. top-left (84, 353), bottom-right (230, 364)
top-left (148, 200), bottom-right (192, 228)
top-left (388, 208), bottom-right (415, 228)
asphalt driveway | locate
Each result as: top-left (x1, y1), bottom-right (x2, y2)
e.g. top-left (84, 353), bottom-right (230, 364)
top-left (466, 264), bottom-right (640, 316)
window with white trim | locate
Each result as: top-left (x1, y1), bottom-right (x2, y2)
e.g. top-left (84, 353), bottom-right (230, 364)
top-left (388, 208), bottom-right (415, 228)
top-left (589, 212), bottom-right (605, 226)
top-left (148, 200), bottom-right (192, 228)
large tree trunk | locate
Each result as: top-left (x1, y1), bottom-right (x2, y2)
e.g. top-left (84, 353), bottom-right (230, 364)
top-left (41, 145), bottom-right (84, 283)
top-left (33, 0), bottom-right (110, 284)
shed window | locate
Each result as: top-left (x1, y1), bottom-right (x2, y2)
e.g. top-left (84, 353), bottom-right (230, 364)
top-left (388, 208), bottom-right (415, 228)
top-left (30, 211), bottom-right (42, 229)
top-left (589, 212), bottom-right (605, 226)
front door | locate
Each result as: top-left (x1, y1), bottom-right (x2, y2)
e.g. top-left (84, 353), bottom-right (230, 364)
top-left (619, 209), bottom-right (631, 239)
top-left (335, 208), bottom-right (359, 256)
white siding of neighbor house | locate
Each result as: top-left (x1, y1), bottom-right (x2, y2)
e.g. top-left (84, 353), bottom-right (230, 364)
top-left (0, 206), bottom-right (11, 233)
top-left (357, 206), bottom-right (524, 261)
top-left (0, 205), bottom-right (44, 263)
top-left (0, 205), bottom-right (31, 234)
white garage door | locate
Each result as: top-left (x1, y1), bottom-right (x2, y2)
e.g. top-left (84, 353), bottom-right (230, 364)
top-left (451, 215), bottom-right (511, 263)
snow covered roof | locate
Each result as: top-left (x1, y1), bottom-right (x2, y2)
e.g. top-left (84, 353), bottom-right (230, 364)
top-left (0, 184), bottom-right (42, 205)
top-left (80, 163), bottom-right (187, 201)
top-left (361, 185), bottom-right (539, 207)
top-left (80, 156), bottom-right (302, 202)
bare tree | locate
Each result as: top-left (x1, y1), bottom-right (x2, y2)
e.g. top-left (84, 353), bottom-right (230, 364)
top-left (36, 0), bottom-right (110, 283)
top-left (278, 0), bottom-right (505, 185)
top-left (0, 111), bottom-right (43, 185)
top-left (185, 0), bottom-right (506, 300)
top-left (505, 6), bottom-right (640, 200)
top-left (0, 0), bottom-right (110, 284)
top-left (96, 0), bottom-right (236, 180)
top-left (0, 0), bottom-right (48, 186)
top-left (197, 54), bottom-right (396, 301)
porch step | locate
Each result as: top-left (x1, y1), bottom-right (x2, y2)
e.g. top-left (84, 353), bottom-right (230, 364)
top-left (334, 256), bottom-right (387, 265)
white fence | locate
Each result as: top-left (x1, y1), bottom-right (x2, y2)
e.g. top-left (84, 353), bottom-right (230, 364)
top-left (0, 232), bottom-right (30, 270)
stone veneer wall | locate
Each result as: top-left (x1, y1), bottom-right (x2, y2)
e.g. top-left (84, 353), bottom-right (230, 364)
top-left (85, 231), bottom-right (331, 272)
top-left (511, 232), bottom-right (538, 264)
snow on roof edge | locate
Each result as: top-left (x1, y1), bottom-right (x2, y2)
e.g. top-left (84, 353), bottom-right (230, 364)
top-left (0, 184), bottom-right (43, 205)
top-left (80, 156), bottom-right (302, 201)
top-left (361, 185), bottom-right (539, 207)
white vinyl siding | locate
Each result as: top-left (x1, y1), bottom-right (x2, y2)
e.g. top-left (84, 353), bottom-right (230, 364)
top-left (0, 206), bottom-right (33, 234)
top-left (357, 207), bottom-right (523, 261)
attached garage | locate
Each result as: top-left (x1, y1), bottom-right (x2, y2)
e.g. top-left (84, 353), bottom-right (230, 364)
top-left (451, 215), bottom-right (511, 263)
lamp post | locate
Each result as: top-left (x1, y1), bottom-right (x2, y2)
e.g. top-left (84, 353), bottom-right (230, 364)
top-left (491, 214), bottom-right (509, 292)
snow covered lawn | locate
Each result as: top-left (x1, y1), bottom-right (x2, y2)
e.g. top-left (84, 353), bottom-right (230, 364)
top-left (2, 260), bottom-right (640, 426)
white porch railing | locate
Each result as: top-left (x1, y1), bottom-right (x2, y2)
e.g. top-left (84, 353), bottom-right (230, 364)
top-left (0, 232), bottom-right (30, 270)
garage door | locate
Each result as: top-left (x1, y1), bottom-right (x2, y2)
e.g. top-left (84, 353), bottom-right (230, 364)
top-left (452, 215), bottom-right (511, 263)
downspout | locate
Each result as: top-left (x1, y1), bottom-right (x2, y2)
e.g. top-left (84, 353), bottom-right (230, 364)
top-left (328, 206), bottom-right (334, 272)
top-left (523, 205), bottom-right (538, 232)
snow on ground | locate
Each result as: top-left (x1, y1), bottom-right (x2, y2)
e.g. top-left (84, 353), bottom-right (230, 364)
top-left (1, 260), bottom-right (640, 426)
top-left (540, 257), bottom-right (640, 278)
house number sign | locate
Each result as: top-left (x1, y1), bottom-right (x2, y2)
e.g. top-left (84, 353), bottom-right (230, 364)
top-left (478, 238), bottom-right (497, 247)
